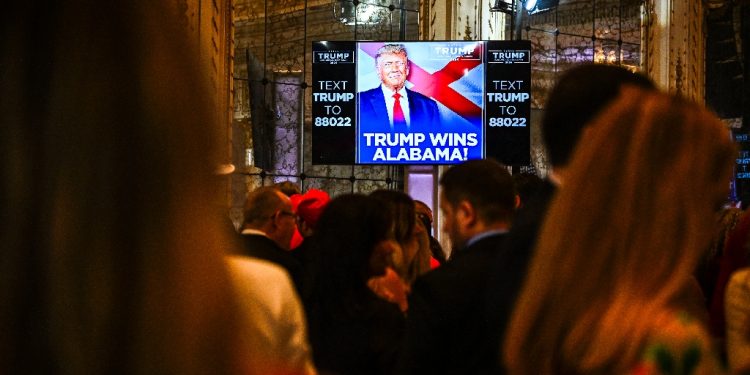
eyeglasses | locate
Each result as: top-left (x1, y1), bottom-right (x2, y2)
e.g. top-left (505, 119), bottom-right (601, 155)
top-left (279, 210), bottom-right (296, 218)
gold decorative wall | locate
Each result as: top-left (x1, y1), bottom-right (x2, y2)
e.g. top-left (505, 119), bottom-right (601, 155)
top-left (644, 0), bottom-right (705, 99)
top-left (420, 0), bottom-right (644, 175)
top-left (177, 0), bottom-right (235, 207)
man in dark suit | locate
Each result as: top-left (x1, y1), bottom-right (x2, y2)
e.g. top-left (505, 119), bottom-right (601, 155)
top-left (481, 64), bottom-right (657, 374)
top-left (359, 44), bottom-right (440, 132)
top-left (398, 159), bottom-right (516, 375)
top-left (240, 186), bottom-right (306, 297)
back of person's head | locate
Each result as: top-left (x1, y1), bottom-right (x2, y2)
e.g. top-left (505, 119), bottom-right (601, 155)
top-left (370, 190), bottom-right (434, 283)
top-left (512, 172), bottom-right (544, 209)
top-left (439, 159), bottom-right (516, 224)
top-left (414, 200), bottom-right (446, 266)
top-left (414, 200), bottom-right (433, 233)
top-left (274, 181), bottom-right (301, 197)
top-left (505, 87), bottom-right (736, 374)
top-left (370, 189), bottom-right (416, 247)
top-left (243, 186), bottom-right (286, 227)
top-left (310, 194), bottom-right (390, 303)
top-left (1, 2), bottom-right (239, 374)
top-left (243, 186), bottom-right (297, 249)
top-left (542, 63), bottom-right (655, 167)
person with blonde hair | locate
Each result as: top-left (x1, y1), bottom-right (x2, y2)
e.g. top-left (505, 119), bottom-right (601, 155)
top-left (370, 190), bottom-right (432, 284)
top-left (503, 87), bottom-right (735, 374)
top-left (367, 189), bottom-right (429, 312)
top-left (483, 65), bottom-right (656, 375)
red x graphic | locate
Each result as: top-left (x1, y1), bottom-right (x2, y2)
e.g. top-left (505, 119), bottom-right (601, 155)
top-left (360, 43), bottom-right (483, 123)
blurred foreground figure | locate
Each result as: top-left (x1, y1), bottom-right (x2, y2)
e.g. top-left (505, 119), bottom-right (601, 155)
top-left (482, 64), bottom-right (657, 375)
top-left (1, 2), bottom-right (242, 373)
top-left (227, 256), bottom-right (317, 375)
top-left (504, 87), bottom-right (735, 374)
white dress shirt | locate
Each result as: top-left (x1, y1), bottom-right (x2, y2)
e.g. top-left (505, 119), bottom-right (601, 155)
top-left (380, 84), bottom-right (411, 127)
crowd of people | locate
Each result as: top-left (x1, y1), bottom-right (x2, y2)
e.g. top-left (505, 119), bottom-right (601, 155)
top-left (4, 2), bottom-right (750, 374)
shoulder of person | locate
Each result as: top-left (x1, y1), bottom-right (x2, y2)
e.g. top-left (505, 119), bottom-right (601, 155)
top-left (409, 254), bottom-right (485, 307)
top-left (226, 255), bottom-right (294, 290)
top-left (361, 86), bottom-right (381, 95)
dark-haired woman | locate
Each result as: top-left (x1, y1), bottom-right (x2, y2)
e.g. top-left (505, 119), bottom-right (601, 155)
top-left (304, 194), bottom-right (405, 375)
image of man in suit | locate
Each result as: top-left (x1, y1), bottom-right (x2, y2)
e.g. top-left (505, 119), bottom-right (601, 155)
top-left (359, 44), bottom-right (440, 132)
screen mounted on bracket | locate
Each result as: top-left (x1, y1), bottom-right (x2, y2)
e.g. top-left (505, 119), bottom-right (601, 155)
top-left (311, 40), bottom-right (531, 165)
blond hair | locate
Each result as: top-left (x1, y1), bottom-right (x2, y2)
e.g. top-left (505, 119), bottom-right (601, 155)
top-left (504, 87), bottom-right (735, 374)
top-left (375, 44), bottom-right (408, 62)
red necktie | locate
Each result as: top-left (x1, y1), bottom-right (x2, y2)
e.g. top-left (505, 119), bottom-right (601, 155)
top-left (392, 93), bottom-right (406, 130)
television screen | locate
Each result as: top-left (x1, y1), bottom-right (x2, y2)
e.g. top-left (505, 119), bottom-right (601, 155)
top-left (311, 40), bottom-right (531, 165)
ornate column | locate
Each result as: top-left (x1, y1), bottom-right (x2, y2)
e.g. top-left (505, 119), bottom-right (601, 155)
top-left (181, 0), bottom-right (236, 208)
top-left (422, 0), bottom-right (453, 40)
top-left (423, 0), bottom-right (506, 41)
top-left (455, 0), bottom-right (479, 40)
top-left (644, 0), bottom-right (705, 100)
top-left (481, 0), bottom-right (511, 40)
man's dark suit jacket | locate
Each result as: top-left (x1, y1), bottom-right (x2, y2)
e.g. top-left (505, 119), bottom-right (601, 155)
top-left (481, 179), bottom-right (557, 374)
top-left (359, 86), bottom-right (440, 132)
top-left (240, 233), bottom-right (307, 298)
top-left (398, 232), bottom-right (507, 375)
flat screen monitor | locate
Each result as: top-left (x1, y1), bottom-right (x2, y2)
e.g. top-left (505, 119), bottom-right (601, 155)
top-left (311, 40), bottom-right (531, 165)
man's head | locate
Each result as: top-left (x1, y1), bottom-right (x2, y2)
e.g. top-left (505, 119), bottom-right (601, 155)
top-left (273, 180), bottom-right (301, 197)
top-left (439, 159), bottom-right (516, 252)
top-left (375, 44), bottom-right (409, 92)
top-left (242, 186), bottom-right (297, 250)
top-left (542, 63), bottom-right (655, 168)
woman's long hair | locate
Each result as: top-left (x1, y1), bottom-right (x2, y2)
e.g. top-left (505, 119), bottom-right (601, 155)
top-left (370, 190), bottom-right (430, 284)
top-left (1, 2), bottom-right (239, 373)
top-left (308, 194), bottom-right (391, 316)
top-left (503, 87), bottom-right (736, 374)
